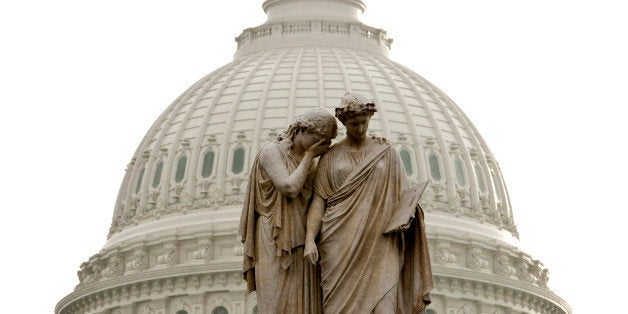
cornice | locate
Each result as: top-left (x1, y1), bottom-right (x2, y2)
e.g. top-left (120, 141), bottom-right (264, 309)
top-left (56, 261), bottom-right (243, 314)
top-left (433, 267), bottom-right (571, 313)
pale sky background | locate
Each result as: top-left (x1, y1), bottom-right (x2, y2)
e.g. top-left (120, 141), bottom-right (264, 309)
top-left (1, 0), bottom-right (626, 313)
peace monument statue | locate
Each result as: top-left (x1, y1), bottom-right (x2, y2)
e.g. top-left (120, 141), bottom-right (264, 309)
top-left (240, 93), bottom-right (433, 313)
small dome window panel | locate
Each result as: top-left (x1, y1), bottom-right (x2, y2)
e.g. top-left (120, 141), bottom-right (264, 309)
top-left (428, 153), bottom-right (442, 181)
top-left (201, 151), bottom-right (215, 178)
top-left (175, 156), bottom-right (188, 183)
top-left (475, 164), bottom-right (486, 193)
top-left (232, 147), bottom-right (245, 174)
top-left (152, 161), bottom-right (163, 188)
top-left (212, 306), bottom-right (228, 314)
top-left (135, 168), bottom-right (145, 194)
top-left (454, 158), bottom-right (467, 186)
top-left (400, 149), bottom-right (413, 175)
top-left (175, 311), bottom-right (188, 314)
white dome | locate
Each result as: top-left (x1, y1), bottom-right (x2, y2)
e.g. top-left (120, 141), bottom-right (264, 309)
top-left (57, 1), bottom-right (570, 314)
top-left (107, 46), bottom-right (517, 240)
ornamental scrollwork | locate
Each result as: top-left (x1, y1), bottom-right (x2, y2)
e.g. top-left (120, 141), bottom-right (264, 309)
top-left (100, 254), bottom-right (123, 280)
top-left (156, 242), bottom-right (178, 267)
top-left (494, 253), bottom-right (516, 278)
top-left (125, 248), bottom-right (148, 273)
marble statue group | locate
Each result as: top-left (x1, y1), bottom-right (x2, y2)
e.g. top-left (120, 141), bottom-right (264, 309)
top-left (239, 93), bottom-right (433, 313)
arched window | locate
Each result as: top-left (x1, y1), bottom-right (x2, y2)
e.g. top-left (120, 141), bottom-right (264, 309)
top-left (175, 311), bottom-right (188, 314)
top-left (152, 161), bottom-right (163, 188)
top-left (399, 149), bottom-right (413, 176)
top-left (212, 306), bottom-right (228, 314)
top-left (475, 164), bottom-right (486, 192)
top-left (202, 151), bottom-right (215, 178)
top-left (135, 168), bottom-right (145, 193)
top-left (454, 158), bottom-right (467, 186)
top-left (175, 156), bottom-right (187, 183)
top-left (232, 147), bottom-right (245, 174)
top-left (428, 153), bottom-right (442, 181)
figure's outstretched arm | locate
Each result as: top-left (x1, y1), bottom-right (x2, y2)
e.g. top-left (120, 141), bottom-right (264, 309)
top-left (304, 194), bottom-right (325, 264)
top-left (259, 139), bottom-right (329, 199)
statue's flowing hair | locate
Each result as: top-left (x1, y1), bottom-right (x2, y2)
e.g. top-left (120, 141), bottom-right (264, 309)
top-left (277, 108), bottom-right (338, 148)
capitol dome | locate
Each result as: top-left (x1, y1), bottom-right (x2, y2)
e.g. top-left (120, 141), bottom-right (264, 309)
top-left (57, 1), bottom-right (570, 313)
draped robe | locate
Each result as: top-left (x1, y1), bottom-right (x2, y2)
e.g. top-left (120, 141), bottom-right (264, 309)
top-left (314, 141), bottom-right (433, 313)
top-left (239, 142), bottom-right (322, 314)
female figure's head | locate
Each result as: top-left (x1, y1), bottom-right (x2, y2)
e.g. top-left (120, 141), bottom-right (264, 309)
top-left (335, 93), bottom-right (377, 141)
top-left (278, 108), bottom-right (338, 150)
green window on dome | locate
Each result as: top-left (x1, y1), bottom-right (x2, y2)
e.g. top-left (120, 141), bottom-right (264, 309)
top-left (176, 311), bottom-right (188, 314)
top-left (400, 149), bottom-right (413, 175)
top-left (252, 305), bottom-right (257, 314)
top-left (202, 151), bottom-right (215, 178)
top-left (175, 156), bottom-right (187, 183)
top-left (475, 164), bottom-right (486, 192)
top-left (232, 148), bottom-right (245, 174)
top-left (152, 161), bottom-right (163, 188)
top-left (455, 158), bottom-right (467, 186)
top-left (428, 154), bottom-right (441, 181)
top-left (212, 306), bottom-right (228, 314)
top-left (135, 168), bottom-right (145, 194)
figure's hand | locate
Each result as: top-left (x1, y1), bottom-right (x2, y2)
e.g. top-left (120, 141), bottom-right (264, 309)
top-left (307, 138), bottom-right (331, 158)
top-left (304, 240), bottom-right (319, 264)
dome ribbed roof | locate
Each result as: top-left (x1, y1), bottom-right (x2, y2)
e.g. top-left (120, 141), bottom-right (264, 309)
top-left (109, 45), bottom-right (517, 238)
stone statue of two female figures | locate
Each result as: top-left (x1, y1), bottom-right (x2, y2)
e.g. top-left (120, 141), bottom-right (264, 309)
top-left (239, 93), bottom-right (433, 313)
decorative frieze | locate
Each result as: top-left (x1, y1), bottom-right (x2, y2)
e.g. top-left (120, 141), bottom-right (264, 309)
top-left (125, 248), bottom-right (148, 274)
top-left (494, 253), bottom-right (517, 278)
top-left (194, 238), bottom-right (213, 263)
top-left (156, 241), bottom-right (178, 267)
top-left (101, 254), bottom-right (123, 280)
top-left (516, 259), bottom-right (535, 283)
top-left (467, 247), bottom-right (489, 271)
top-left (435, 242), bottom-right (457, 265)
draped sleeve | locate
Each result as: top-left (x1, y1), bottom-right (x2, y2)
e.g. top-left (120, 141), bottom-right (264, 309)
top-left (313, 149), bottom-right (335, 200)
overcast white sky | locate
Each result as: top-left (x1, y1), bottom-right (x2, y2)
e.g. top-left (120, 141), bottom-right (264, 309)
top-left (1, 1), bottom-right (626, 313)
